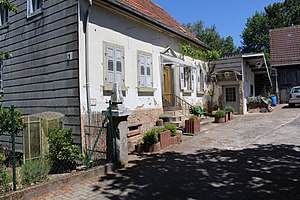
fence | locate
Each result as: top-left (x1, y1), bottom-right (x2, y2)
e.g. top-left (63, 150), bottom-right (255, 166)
top-left (0, 103), bottom-right (115, 195)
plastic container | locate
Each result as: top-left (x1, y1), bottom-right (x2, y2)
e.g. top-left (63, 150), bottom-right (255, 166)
top-left (271, 95), bottom-right (277, 106)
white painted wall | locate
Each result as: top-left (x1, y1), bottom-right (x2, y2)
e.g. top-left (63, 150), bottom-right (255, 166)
top-left (78, 1), bottom-right (207, 114)
top-left (243, 61), bottom-right (255, 113)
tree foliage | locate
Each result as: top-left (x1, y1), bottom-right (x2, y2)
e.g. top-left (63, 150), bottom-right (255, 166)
top-left (0, 0), bottom-right (17, 62)
top-left (241, 0), bottom-right (300, 54)
top-left (184, 20), bottom-right (239, 55)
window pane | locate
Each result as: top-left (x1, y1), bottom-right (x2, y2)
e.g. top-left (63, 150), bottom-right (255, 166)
top-left (116, 61), bottom-right (122, 72)
top-left (108, 60), bottom-right (113, 71)
top-left (0, 8), bottom-right (8, 25)
top-left (225, 87), bottom-right (236, 102)
top-left (147, 66), bottom-right (150, 76)
top-left (141, 65), bottom-right (145, 75)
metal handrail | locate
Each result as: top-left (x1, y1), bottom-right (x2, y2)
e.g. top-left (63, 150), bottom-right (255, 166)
top-left (163, 93), bottom-right (193, 117)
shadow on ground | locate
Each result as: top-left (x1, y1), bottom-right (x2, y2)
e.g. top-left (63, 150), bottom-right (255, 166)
top-left (94, 144), bottom-right (300, 200)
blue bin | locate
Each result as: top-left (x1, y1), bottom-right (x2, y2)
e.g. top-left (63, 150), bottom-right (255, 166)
top-left (271, 95), bottom-right (277, 106)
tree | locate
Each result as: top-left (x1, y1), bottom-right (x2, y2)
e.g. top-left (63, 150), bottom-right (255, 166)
top-left (241, 0), bottom-right (300, 54)
top-left (0, 0), bottom-right (17, 62)
top-left (184, 20), bottom-right (239, 55)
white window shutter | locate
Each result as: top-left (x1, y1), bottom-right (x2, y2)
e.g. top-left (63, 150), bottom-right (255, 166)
top-left (115, 48), bottom-right (124, 86)
top-left (106, 46), bottom-right (115, 85)
top-left (146, 56), bottom-right (152, 87)
top-left (197, 68), bottom-right (201, 92)
top-left (180, 65), bottom-right (184, 90)
top-left (191, 68), bottom-right (194, 90)
top-left (139, 55), bottom-right (146, 87)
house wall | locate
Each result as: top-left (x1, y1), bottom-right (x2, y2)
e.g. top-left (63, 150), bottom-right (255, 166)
top-left (78, 1), bottom-right (206, 148)
top-left (243, 61), bottom-right (255, 113)
top-left (0, 0), bottom-right (80, 150)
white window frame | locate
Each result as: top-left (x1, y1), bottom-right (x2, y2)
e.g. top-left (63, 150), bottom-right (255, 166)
top-left (27, 0), bottom-right (43, 17)
top-left (0, 62), bottom-right (3, 92)
top-left (0, 8), bottom-right (8, 26)
top-left (180, 66), bottom-right (193, 91)
top-left (196, 67), bottom-right (205, 93)
top-left (104, 43), bottom-right (125, 87)
top-left (138, 52), bottom-right (153, 88)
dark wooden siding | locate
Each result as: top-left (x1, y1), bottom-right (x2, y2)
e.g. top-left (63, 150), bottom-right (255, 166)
top-left (277, 65), bottom-right (300, 103)
top-left (0, 0), bottom-right (80, 150)
top-left (213, 54), bottom-right (243, 74)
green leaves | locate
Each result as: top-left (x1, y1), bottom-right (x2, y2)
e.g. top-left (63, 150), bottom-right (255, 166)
top-left (180, 44), bottom-right (220, 62)
top-left (0, 0), bottom-right (18, 13)
top-left (242, 0), bottom-right (300, 53)
top-left (0, 107), bottom-right (24, 134)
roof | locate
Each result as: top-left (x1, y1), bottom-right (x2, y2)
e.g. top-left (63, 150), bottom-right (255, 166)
top-left (103, 0), bottom-right (209, 49)
top-left (270, 25), bottom-right (300, 67)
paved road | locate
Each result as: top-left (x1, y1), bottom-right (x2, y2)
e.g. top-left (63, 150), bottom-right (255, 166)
top-left (36, 105), bottom-right (300, 200)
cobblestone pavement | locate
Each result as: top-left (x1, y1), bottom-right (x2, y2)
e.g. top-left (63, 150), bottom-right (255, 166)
top-left (34, 105), bottom-right (300, 200)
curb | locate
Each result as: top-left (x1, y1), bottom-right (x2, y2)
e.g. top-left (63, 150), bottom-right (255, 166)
top-left (0, 163), bottom-right (117, 200)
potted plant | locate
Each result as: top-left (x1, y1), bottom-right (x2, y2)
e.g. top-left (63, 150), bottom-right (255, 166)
top-left (185, 115), bottom-right (201, 134)
top-left (152, 126), bottom-right (171, 149)
top-left (224, 106), bottom-right (234, 120)
top-left (214, 110), bottom-right (226, 123)
top-left (156, 118), bottom-right (164, 126)
top-left (142, 129), bottom-right (160, 152)
top-left (164, 123), bottom-right (178, 145)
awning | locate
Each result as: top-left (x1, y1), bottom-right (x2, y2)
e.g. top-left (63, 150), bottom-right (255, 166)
top-left (161, 54), bottom-right (194, 67)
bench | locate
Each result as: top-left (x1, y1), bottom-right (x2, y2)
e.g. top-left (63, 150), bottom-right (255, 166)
top-left (189, 106), bottom-right (208, 117)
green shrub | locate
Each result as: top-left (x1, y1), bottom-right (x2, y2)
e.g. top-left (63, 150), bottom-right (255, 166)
top-left (48, 129), bottom-right (79, 173)
top-left (21, 158), bottom-right (51, 186)
top-left (151, 126), bottom-right (166, 133)
top-left (215, 110), bottom-right (225, 118)
top-left (224, 106), bottom-right (234, 113)
top-left (164, 123), bottom-right (177, 137)
top-left (0, 166), bottom-right (12, 194)
top-left (188, 115), bottom-right (199, 121)
top-left (143, 129), bottom-right (159, 145)
top-left (0, 107), bottom-right (24, 134)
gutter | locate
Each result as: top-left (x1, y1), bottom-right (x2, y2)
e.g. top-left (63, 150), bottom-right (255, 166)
top-left (85, 0), bottom-right (93, 150)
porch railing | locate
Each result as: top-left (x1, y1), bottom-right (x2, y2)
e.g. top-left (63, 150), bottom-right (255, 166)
top-left (163, 94), bottom-right (193, 117)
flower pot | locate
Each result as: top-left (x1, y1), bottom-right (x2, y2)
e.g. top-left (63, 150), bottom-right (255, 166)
top-left (215, 117), bottom-right (225, 123)
top-left (143, 142), bottom-right (161, 153)
top-left (228, 112), bottom-right (233, 120)
top-left (185, 119), bottom-right (201, 134)
top-left (225, 112), bottom-right (229, 122)
top-left (156, 121), bottom-right (164, 126)
top-left (170, 136), bottom-right (177, 145)
top-left (158, 130), bottom-right (171, 149)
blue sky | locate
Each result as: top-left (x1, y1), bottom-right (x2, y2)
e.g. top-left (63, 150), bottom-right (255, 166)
top-left (152, 0), bottom-right (284, 47)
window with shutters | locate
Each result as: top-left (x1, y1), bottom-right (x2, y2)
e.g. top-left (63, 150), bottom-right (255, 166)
top-left (196, 67), bottom-right (205, 94)
top-left (27, 0), bottom-right (43, 17)
top-left (138, 52), bottom-right (152, 88)
top-left (104, 43), bottom-right (124, 87)
top-left (0, 8), bottom-right (8, 26)
top-left (180, 66), bottom-right (194, 92)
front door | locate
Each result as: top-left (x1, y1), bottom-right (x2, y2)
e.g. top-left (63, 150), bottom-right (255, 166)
top-left (223, 85), bottom-right (240, 114)
top-left (163, 66), bottom-right (173, 105)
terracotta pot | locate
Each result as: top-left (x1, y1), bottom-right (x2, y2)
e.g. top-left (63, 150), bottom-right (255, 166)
top-left (225, 113), bottom-right (229, 122)
top-left (170, 136), bottom-right (177, 145)
top-left (185, 119), bottom-right (201, 134)
top-left (143, 142), bottom-right (161, 153)
top-left (215, 117), bottom-right (225, 123)
top-left (158, 130), bottom-right (171, 149)
top-left (228, 112), bottom-right (233, 120)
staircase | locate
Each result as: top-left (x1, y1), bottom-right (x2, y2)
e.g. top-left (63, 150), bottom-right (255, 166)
top-left (161, 94), bottom-right (192, 128)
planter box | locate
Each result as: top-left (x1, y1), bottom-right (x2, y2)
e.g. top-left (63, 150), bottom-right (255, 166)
top-left (185, 119), bottom-right (201, 134)
top-left (247, 103), bottom-right (269, 109)
top-left (228, 112), bottom-right (233, 120)
top-left (143, 142), bottom-right (161, 153)
top-left (215, 117), bottom-right (225, 123)
top-left (170, 136), bottom-right (177, 145)
top-left (158, 130), bottom-right (171, 149)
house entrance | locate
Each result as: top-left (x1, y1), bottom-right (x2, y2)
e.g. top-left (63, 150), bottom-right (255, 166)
top-left (223, 85), bottom-right (240, 114)
top-left (163, 66), bottom-right (174, 106)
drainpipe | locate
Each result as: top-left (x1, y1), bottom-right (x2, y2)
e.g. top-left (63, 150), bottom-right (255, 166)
top-left (85, 0), bottom-right (93, 150)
